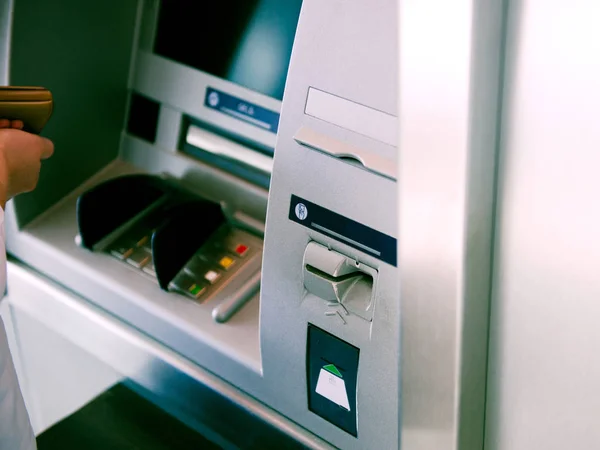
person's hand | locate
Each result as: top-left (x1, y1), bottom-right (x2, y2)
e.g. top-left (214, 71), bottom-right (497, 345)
top-left (0, 121), bottom-right (54, 210)
top-left (0, 119), bottom-right (24, 130)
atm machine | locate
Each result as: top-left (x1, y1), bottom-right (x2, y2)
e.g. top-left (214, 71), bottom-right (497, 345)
top-left (0, 0), bottom-right (501, 449)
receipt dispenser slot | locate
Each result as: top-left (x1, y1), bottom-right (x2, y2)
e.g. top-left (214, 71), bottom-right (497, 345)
top-left (303, 241), bottom-right (376, 322)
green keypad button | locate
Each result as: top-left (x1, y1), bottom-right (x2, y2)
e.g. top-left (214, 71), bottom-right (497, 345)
top-left (188, 283), bottom-right (206, 299)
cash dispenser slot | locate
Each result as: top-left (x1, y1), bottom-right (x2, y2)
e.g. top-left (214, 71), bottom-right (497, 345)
top-left (75, 174), bottom-right (262, 323)
top-left (183, 123), bottom-right (273, 190)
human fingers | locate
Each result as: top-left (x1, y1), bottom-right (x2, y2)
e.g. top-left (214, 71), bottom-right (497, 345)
top-left (18, 158), bottom-right (42, 194)
top-left (39, 136), bottom-right (54, 160)
top-left (0, 128), bottom-right (54, 160)
top-left (0, 119), bottom-right (9, 128)
top-left (10, 120), bottom-right (24, 130)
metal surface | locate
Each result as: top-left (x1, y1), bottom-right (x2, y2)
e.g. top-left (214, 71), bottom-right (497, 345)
top-left (212, 271), bottom-right (261, 324)
top-left (132, 50), bottom-right (279, 151)
top-left (397, 0), bottom-right (505, 448)
top-left (0, 1), bottom-right (512, 448)
top-left (0, 0), bottom-right (12, 85)
top-left (485, 2), bottom-right (600, 450)
top-left (186, 125), bottom-right (274, 174)
top-left (6, 260), bottom-right (333, 450)
top-left (260, 1), bottom-right (401, 448)
top-left (9, 159), bottom-right (266, 370)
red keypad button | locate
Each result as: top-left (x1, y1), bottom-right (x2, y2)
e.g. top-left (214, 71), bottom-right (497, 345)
top-left (234, 244), bottom-right (248, 256)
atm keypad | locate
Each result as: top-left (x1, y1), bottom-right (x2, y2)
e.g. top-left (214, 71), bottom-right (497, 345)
top-left (126, 249), bottom-right (152, 269)
top-left (171, 227), bottom-right (259, 303)
top-left (136, 235), bottom-right (151, 249)
top-left (142, 260), bottom-right (157, 278)
top-left (105, 223), bottom-right (260, 305)
top-left (105, 220), bottom-right (159, 276)
top-left (110, 244), bottom-right (134, 261)
top-left (108, 241), bottom-right (151, 280)
top-left (203, 269), bottom-right (222, 285)
top-left (169, 273), bottom-right (208, 300)
top-left (188, 283), bottom-right (207, 299)
top-left (218, 238), bottom-right (250, 258)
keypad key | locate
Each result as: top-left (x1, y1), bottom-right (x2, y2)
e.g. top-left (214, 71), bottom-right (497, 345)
top-left (169, 273), bottom-right (207, 300)
top-left (218, 256), bottom-right (235, 270)
top-left (203, 269), bottom-right (221, 285)
top-left (142, 260), bottom-right (157, 277)
top-left (126, 249), bottom-right (151, 269)
top-left (110, 245), bottom-right (134, 261)
top-left (214, 234), bottom-right (250, 257)
top-left (187, 283), bottom-right (207, 299)
top-left (135, 235), bottom-right (151, 249)
top-left (233, 244), bottom-right (249, 257)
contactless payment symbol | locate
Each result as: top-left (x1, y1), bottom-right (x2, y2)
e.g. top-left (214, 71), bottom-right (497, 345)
top-left (315, 364), bottom-right (350, 411)
top-left (295, 203), bottom-right (308, 221)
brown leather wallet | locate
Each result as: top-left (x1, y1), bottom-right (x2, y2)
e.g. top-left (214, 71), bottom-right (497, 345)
top-left (0, 86), bottom-right (53, 134)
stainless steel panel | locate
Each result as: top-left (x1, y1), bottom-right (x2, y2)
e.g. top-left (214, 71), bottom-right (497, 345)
top-left (0, 0), bottom-right (12, 85)
top-left (7, 260), bottom-right (333, 449)
top-left (397, 0), bottom-right (505, 448)
top-left (260, 1), bottom-right (401, 447)
top-left (486, 2), bottom-right (600, 449)
top-left (132, 50), bottom-right (279, 151)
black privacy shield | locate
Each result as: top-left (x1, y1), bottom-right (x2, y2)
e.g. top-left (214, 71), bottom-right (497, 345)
top-left (76, 174), bottom-right (169, 250)
top-left (76, 173), bottom-right (227, 290)
top-left (152, 199), bottom-right (225, 291)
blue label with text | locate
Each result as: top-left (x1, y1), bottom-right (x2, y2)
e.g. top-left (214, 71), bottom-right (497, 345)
top-left (204, 87), bottom-right (280, 134)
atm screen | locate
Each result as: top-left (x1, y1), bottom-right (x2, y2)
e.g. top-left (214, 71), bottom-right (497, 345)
top-left (154, 0), bottom-right (303, 101)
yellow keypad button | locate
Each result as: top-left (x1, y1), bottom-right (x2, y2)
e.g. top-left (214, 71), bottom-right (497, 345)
top-left (219, 256), bottom-right (235, 270)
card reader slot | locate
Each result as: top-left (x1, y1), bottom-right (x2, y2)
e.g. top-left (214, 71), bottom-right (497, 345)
top-left (303, 241), bottom-right (377, 321)
top-left (305, 264), bottom-right (365, 284)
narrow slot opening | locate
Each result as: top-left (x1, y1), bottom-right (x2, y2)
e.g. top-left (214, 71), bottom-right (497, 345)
top-left (304, 264), bottom-right (369, 283)
top-left (336, 153), bottom-right (366, 168)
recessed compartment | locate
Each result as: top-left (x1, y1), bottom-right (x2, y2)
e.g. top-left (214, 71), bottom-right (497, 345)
top-left (4, 0), bottom-right (292, 400)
